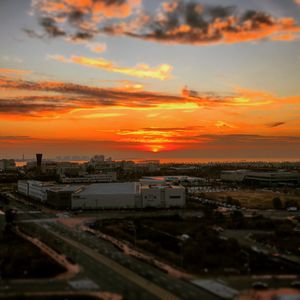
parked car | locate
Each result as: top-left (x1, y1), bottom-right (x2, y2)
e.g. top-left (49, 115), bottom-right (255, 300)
top-left (252, 281), bottom-right (268, 290)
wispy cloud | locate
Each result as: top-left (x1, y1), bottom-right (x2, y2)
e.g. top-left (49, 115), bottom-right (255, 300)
top-left (2, 56), bottom-right (23, 63)
top-left (86, 42), bottom-right (107, 53)
top-left (49, 54), bottom-right (173, 80)
top-left (0, 136), bottom-right (32, 141)
top-left (0, 76), bottom-right (298, 118)
top-left (266, 121), bottom-right (286, 128)
top-left (0, 68), bottom-right (32, 75)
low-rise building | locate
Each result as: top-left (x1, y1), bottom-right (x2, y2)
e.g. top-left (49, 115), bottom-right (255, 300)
top-left (71, 182), bottom-right (140, 209)
top-left (140, 175), bottom-right (204, 186)
top-left (46, 185), bottom-right (83, 209)
top-left (18, 180), bottom-right (56, 202)
top-left (0, 159), bottom-right (16, 171)
top-left (17, 180), bottom-right (186, 210)
top-left (60, 172), bottom-right (117, 183)
top-left (141, 184), bottom-right (186, 208)
top-left (136, 160), bottom-right (161, 172)
top-left (221, 170), bottom-right (300, 185)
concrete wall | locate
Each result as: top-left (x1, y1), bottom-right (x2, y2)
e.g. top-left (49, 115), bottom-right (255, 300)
top-left (28, 181), bottom-right (48, 202)
top-left (220, 171), bottom-right (247, 182)
top-left (71, 193), bottom-right (136, 209)
top-left (165, 187), bottom-right (186, 208)
top-left (141, 188), bottom-right (162, 208)
top-left (46, 191), bottom-right (72, 209)
top-left (17, 180), bottom-right (29, 196)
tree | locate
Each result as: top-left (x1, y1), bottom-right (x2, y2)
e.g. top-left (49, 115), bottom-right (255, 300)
top-left (230, 210), bottom-right (245, 228)
top-left (272, 197), bottom-right (282, 210)
top-left (275, 223), bottom-right (293, 237)
top-left (5, 209), bottom-right (15, 224)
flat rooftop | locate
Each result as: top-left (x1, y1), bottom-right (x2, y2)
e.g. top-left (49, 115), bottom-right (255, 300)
top-left (47, 184), bottom-right (84, 192)
top-left (141, 184), bottom-right (184, 189)
top-left (74, 182), bottom-right (139, 195)
top-left (141, 176), bottom-right (202, 181)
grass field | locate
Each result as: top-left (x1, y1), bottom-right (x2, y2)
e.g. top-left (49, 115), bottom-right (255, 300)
top-left (202, 190), bottom-right (300, 209)
top-left (0, 230), bottom-right (66, 279)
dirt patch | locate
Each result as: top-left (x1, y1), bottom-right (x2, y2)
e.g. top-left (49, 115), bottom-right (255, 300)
top-left (202, 190), bottom-right (300, 209)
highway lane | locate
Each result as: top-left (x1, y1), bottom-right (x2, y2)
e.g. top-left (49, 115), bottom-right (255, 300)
top-left (45, 226), bottom-right (180, 300)
top-left (51, 222), bottom-right (219, 300)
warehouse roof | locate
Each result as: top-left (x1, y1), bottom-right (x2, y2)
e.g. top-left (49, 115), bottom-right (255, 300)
top-left (141, 184), bottom-right (184, 190)
top-left (47, 184), bottom-right (84, 193)
top-left (74, 182), bottom-right (140, 195)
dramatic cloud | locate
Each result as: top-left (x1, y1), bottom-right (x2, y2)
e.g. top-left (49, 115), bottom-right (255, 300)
top-left (0, 76), bottom-right (298, 118)
top-left (28, 0), bottom-right (300, 45)
top-left (103, 1), bottom-right (300, 45)
top-left (27, 0), bottom-right (141, 40)
top-left (181, 86), bottom-right (274, 106)
top-left (49, 54), bottom-right (173, 80)
top-left (39, 16), bottom-right (66, 37)
top-left (0, 95), bottom-right (76, 117)
top-left (108, 125), bottom-right (300, 154)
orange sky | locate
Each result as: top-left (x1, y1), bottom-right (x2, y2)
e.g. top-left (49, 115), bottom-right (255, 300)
top-left (0, 0), bottom-right (300, 160)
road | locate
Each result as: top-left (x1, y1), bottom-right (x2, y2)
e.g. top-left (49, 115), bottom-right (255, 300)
top-left (1, 191), bottom-right (220, 300)
top-left (2, 189), bottom-right (300, 299)
top-left (46, 227), bottom-right (180, 300)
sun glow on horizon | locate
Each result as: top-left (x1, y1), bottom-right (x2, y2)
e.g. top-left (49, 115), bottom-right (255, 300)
top-left (150, 145), bottom-right (165, 153)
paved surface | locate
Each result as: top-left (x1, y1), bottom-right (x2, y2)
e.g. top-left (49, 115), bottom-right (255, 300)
top-left (47, 227), bottom-right (180, 300)
top-left (2, 189), bottom-right (300, 299)
top-left (2, 192), bottom-right (220, 300)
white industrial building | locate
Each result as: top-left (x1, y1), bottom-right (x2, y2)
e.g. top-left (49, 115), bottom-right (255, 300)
top-left (71, 182), bottom-right (140, 209)
top-left (141, 184), bottom-right (186, 208)
top-left (17, 180), bottom-right (56, 202)
top-left (17, 180), bottom-right (186, 210)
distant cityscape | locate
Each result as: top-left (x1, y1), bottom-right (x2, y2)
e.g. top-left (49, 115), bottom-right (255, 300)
top-left (2, 0), bottom-right (300, 298)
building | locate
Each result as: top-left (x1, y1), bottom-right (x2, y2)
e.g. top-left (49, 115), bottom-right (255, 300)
top-left (141, 184), bottom-right (186, 208)
top-left (90, 155), bottom-right (105, 163)
top-left (46, 185), bottom-right (83, 209)
top-left (71, 182), bottom-right (140, 209)
top-left (18, 180), bottom-right (56, 202)
top-left (17, 180), bottom-right (186, 210)
top-left (60, 172), bottom-right (117, 183)
top-left (221, 170), bottom-right (300, 185)
top-left (0, 159), bottom-right (16, 171)
top-left (136, 160), bottom-right (161, 172)
top-left (140, 176), bottom-right (204, 186)
top-left (56, 162), bottom-right (83, 176)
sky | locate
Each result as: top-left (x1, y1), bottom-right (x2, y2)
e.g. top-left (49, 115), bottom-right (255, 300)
top-left (0, 0), bottom-right (300, 161)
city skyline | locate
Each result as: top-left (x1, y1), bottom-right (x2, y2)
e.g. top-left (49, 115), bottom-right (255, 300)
top-left (1, 0), bottom-right (300, 160)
